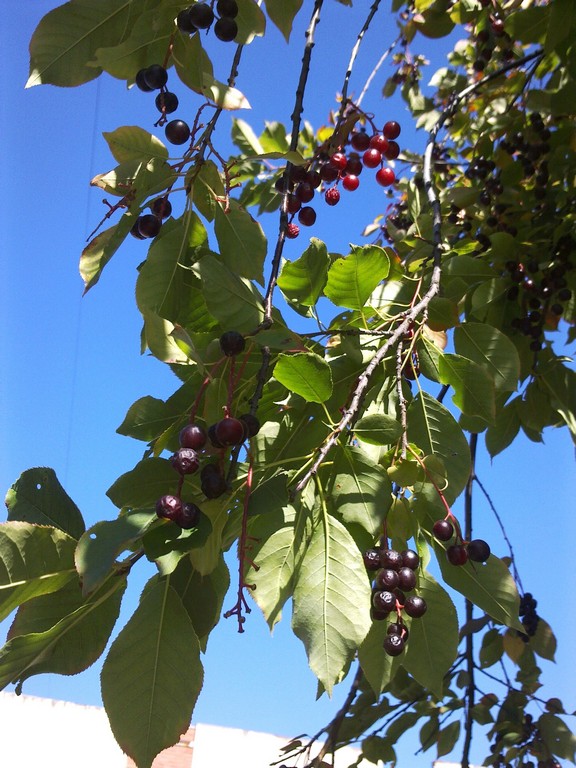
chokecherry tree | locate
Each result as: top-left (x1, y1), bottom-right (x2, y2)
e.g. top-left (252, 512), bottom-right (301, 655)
top-left (3, 1), bottom-right (576, 767)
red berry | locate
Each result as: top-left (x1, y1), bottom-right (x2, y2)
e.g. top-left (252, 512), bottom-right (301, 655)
top-left (350, 131), bottom-right (370, 151)
top-left (324, 187), bottom-right (340, 206)
top-left (155, 495), bottom-right (182, 521)
top-left (151, 197), bottom-right (172, 220)
top-left (384, 141), bottom-right (400, 160)
top-left (342, 174), bottom-right (359, 191)
top-left (376, 167), bottom-right (396, 187)
top-left (215, 417), bottom-right (245, 446)
top-left (433, 519), bottom-right (454, 541)
top-left (329, 152), bottom-right (348, 171)
top-left (362, 148), bottom-right (382, 168)
top-left (171, 448), bottom-right (200, 475)
top-left (286, 194), bottom-right (301, 214)
top-left (179, 423), bottom-right (207, 450)
top-left (295, 182), bottom-right (314, 203)
top-left (447, 544), bottom-right (469, 566)
top-left (286, 222), bottom-right (300, 239)
top-left (319, 164), bottom-right (339, 183)
top-left (383, 121), bottom-right (401, 140)
top-left (345, 155), bottom-right (363, 176)
top-left (369, 134), bottom-right (389, 154)
top-left (298, 206), bottom-right (317, 226)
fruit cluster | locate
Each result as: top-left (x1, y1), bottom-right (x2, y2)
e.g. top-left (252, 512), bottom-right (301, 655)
top-left (363, 543), bottom-right (426, 656)
top-left (279, 120), bottom-right (402, 240)
top-left (177, 0), bottom-right (239, 43)
top-left (154, 331), bottom-right (261, 527)
top-left (432, 518), bottom-right (491, 565)
top-left (517, 592), bottom-right (540, 642)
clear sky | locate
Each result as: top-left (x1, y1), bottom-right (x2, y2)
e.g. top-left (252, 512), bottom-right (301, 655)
top-left (1, 2), bottom-right (575, 766)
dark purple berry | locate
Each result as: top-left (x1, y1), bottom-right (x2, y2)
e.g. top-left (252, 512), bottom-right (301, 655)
top-left (171, 448), bottom-right (200, 475)
top-left (219, 330), bottom-right (246, 356)
top-left (189, 2), bottom-right (214, 28)
top-left (177, 8), bottom-right (198, 33)
top-left (467, 539), bottom-right (491, 562)
top-left (214, 16), bottom-right (237, 41)
top-left (174, 502), bottom-right (201, 529)
top-left (388, 622), bottom-right (409, 640)
top-left (215, 417), bottom-right (245, 446)
top-left (447, 544), bottom-right (469, 566)
top-left (380, 549), bottom-right (403, 570)
top-left (372, 590), bottom-right (396, 612)
top-left (155, 91), bottom-right (179, 114)
top-left (179, 423), bottom-right (207, 450)
top-left (239, 413), bottom-right (260, 438)
top-left (137, 214), bottom-right (162, 238)
top-left (363, 548), bottom-right (381, 571)
top-left (397, 567), bottom-right (417, 591)
top-left (383, 634), bottom-right (405, 656)
top-left (200, 463), bottom-right (227, 499)
top-left (143, 64), bottom-right (168, 90)
top-left (155, 494), bottom-right (182, 521)
top-left (136, 69), bottom-right (154, 92)
top-left (376, 568), bottom-right (399, 590)
top-left (151, 197), bottom-right (172, 219)
top-left (404, 595), bottom-right (427, 618)
top-left (298, 206), bottom-right (317, 227)
top-left (433, 519), bottom-right (454, 541)
top-left (401, 549), bottom-right (420, 570)
top-left (165, 119), bottom-right (190, 145)
top-left (217, 0), bottom-right (239, 17)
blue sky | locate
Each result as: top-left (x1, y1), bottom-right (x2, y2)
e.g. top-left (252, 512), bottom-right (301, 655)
top-left (1, 2), bottom-right (575, 765)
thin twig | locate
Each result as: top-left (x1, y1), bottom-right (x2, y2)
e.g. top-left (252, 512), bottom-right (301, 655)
top-left (462, 433), bottom-right (478, 768)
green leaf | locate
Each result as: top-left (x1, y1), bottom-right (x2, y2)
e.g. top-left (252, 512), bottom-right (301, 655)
top-left (190, 160), bottom-right (225, 222)
top-left (80, 215), bottom-right (135, 292)
top-left (101, 579), bottom-right (203, 768)
top-left (408, 392), bottom-right (471, 503)
top-left (5, 467), bottom-right (85, 539)
top-left (434, 542), bottom-right (523, 631)
top-left (116, 395), bottom-right (176, 443)
top-left (353, 413), bottom-right (403, 445)
top-left (426, 296), bottom-right (461, 330)
top-left (0, 523), bottom-right (77, 622)
top-left (142, 512), bottom-right (213, 576)
top-left (214, 200), bottom-right (267, 283)
top-left (197, 256), bottom-right (265, 333)
top-left (329, 446), bottom-right (393, 536)
top-left (106, 458), bottom-right (178, 509)
top-left (485, 398), bottom-right (521, 457)
top-left (3, 575), bottom-right (126, 686)
top-left (538, 363), bottom-right (576, 441)
top-left (324, 245), bottom-right (390, 310)
top-left (531, 617), bottom-right (557, 662)
top-left (202, 76), bottom-right (251, 110)
top-left (454, 322), bottom-right (520, 393)
top-left (189, 499), bottom-right (231, 576)
top-left (437, 353), bottom-right (496, 423)
top-left (506, 6), bottom-right (549, 44)
top-left (437, 720), bottom-right (461, 758)
top-left (277, 238), bottom-right (330, 313)
top-left (292, 513), bottom-right (372, 695)
top-left (235, 0), bottom-right (267, 44)
top-left (546, 0), bottom-right (576, 53)
top-left (402, 571), bottom-right (459, 698)
top-left (103, 126), bottom-right (168, 163)
top-left (27, 0), bottom-right (133, 87)
top-left (75, 511), bottom-right (155, 595)
top-left (538, 714), bottom-right (576, 761)
top-left (264, 0), bottom-right (304, 40)
top-left (172, 30), bottom-right (214, 94)
top-left (479, 628), bottom-right (504, 668)
top-left (274, 352), bottom-right (333, 403)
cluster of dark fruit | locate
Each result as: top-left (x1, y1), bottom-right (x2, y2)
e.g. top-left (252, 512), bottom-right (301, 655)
top-left (381, 199), bottom-right (412, 245)
top-left (471, 14), bottom-right (517, 71)
top-left (177, 0), bottom-right (239, 43)
top-left (279, 121), bottom-right (402, 240)
top-left (490, 714), bottom-right (561, 768)
top-left (517, 592), bottom-right (540, 642)
top-left (154, 331), bottom-right (260, 526)
top-left (432, 518), bottom-right (491, 565)
top-left (363, 544), bottom-right (426, 656)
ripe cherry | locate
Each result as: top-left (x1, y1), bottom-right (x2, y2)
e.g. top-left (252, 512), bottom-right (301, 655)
top-left (137, 214), bottom-right (162, 238)
top-left (319, 164), bottom-right (339, 183)
top-left (216, 0), bottom-right (239, 18)
top-left (189, 2), bottom-right (215, 28)
top-left (219, 330), bottom-right (245, 356)
top-left (177, 9), bottom-right (198, 33)
top-left (298, 206), bottom-right (317, 226)
top-left (384, 141), bottom-right (400, 160)
top-left (397, 567), bottom-right (416, 591)
top-left (467, 539), bottom-right (491, 562)
top-left (143, 64), bottom-right (168, 90)
top-left (376, 568), bottom-right (399, 590)
top-left (295, 182), bottom-right (314, 203)
top-left (383, 634), bottom-right (405, 656)
top-left (376, 167), bottom-right (396, 187)
top-left (380, 549), bottom-right (403, 570)
top-left (369, 134), bottom-right (389, 154)
top-left (171, 448), bottom-right (200, 475)
top-left (345, 155), bottom-right (363, 176)
top-left (404, 595), bottom-right (427, 618)
top-left (350, 131), bottom-right (371, 151)
top-left (155, 494), bottom-right (182, 521)
top-left (175, 502), bottom-right (201, 529)
top-left (179, 423), bottom-right (207, 450)
top-left (155, 91), bottom-right (179, 114)
top-left (214, 17), bottom-right (237, 41)
top-left (286, 194), bottom-right (301, 214)
top-left (362, 148), bottom-right (382, 168)
top-left (342, 174), bottom-right (360, 191)
top-left (165, 119), bottom-right (190, 145)
top-left (383, 121), bottom-right (401, 140)
top-left (215, 417), bottom-right (245, 446)
top-left (324, 187), bottom-right (340, 206)
top-left (201, 464), bottom-right (227, 499)
top-left (239, 413), bottom-right (260, 438)
top-left (363, 548), bottom-right (381, 571)
top-left (372, 590), bottom-right (396, 612)
top-left (433, 519), bottom-right (454, 541)
top-left (401, 550), bottom-right (420, 570)
top-left (329, 152), bottom-right (348, 171)
top-left (447, 544), bottom-right (469, 566)
top-left (151, 197), bottom-right (172, 219)
top-left (136, 69), bottom-right (154, 92)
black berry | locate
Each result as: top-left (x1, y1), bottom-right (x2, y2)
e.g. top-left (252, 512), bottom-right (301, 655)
top-left (155, 91), bottom-right (179, 114)
top-left (215, 417), bottom-right (245, 446)
top-left (137, 214), bottom-right (162, 238)
top-left (467, 539), bottom-right (491, 562)
top-left (217, 0), bottom-right (239, 17)
top-left (363, 548), bottom-right (381, 571)
top-left (174, 502), bottom-right (201, 529)
top-left (433, 519), bottom-right (454, 541)
top-left (143, 64), bottom-right (168, 90)
top-left (383, 634), bottom-right (405, 656)
top-left (219, 330), bottom-right (246, 356)
top-left (151, 197), bottom-right (172, 219)
top-left (155, 494), bottom-right (182, 521)
top-left (170, 448), bottom-right (200, 475)
top-left (404, 595), bottom-right (427, 618)
top-left (189, 2), bottom-right (215, 28)
top-left (165, 119), bottom-right (190, 145)
top-left (200, 463), bottom-right (227, 499)
top-left (239, 413), bottom-right (260, 438)
top-left (214, 16), bottom-right (237, 41)
top-left (447, 544), bottom-right (469, 566)
top-left (179, 423), bottom-right (207, 450)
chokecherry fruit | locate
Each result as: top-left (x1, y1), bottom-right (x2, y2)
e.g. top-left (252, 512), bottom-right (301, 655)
top-left (214, 17), bottom-right (237, 41)
top-left (447, 544), bottom-right (469, 566)
top-left (350, 130), bottom-right (370, 151)
top-left (384, 141), bottom-right (400, 160)
top-left (286, 194), bottom-right (301, 214)
top-left (376, 568), bottom-right (399, 590)
top-left (151, 197), bottom-right (172, 219)
top-left (372, 590), bottom-right (396, 612)
top-left (219, 330), bottom-right (246, 356)
top-left (177, 8), bottom-right (198, 33)
top-left (208, 423), bottom-right (225, 449)
top-left (383, 633), bottom-right (405, 656)
top-left (397, 567), bottom-right (417, 591)
top-left (155, 494), bottom-right (182, 521)
top-left (155, 91), bottom-right (179, 114)
top-left (143, 64), bottom-right (168, 90)
top-left (388, 622), bottom-right (409, 640)
top-left (295, 182), bottom-right (314, 203)
top-left (376, 167), bottom-right (396, 187)
top-left (298, 206), bottom-right (317, 226)
top-left (467, 539), bottom-right (491, 562)
top-left (383, 121), bottom-right (401, 140)
top-left (363, 548), bottom-right (382, 571)
top-left (136, 69), bottom-right (154, 92)
top-left (342, 174), bottom-right (360, 192)
top-left (319, 164), bottom-right (339, 183)
top-left (175, 501), bottom-right (201, 529)
top-left (329, 152), bottom-right (348, 171)
top-left (216, 0), bottom-right (239, 17)
top-left (404, 595), bottom-right (427, 618)
top-left (137, 214), bottom-right (162, 238)
top-left (189, 2), bottom-right (215, 28)
top-left (215, 417), bottom-right (245, 446)
top-left (239, 413), bottom-right (261, 438)
top-left (380, 549), bottom-right (403, 571)
top-left (179, 423), bottom-right (207, 450)
top-left (171, 448), bottom-right (200, 475)
top-left (165, 119), bottom-right (190, 145)
top-left (433, 519), bottom-right (454, 541)
top-left (324, 187), bottom-right (340, 206)
top-left (130, 221), bottom-right (146, 240)
top-left (200, 463), bottom-right (227, 499)
top-left (369, 134), bottom-right (389, 154)
top-left (345, 155), bottom-right (363, 176)
top-left (362, 148), bottom-right (382, 168)
top-left (401, 549), bottom-right (420, 570)
top-left (286, 222), bottom-right (300, 239)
